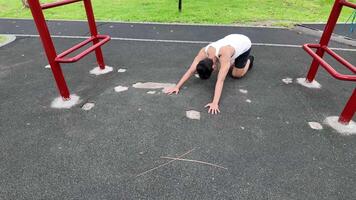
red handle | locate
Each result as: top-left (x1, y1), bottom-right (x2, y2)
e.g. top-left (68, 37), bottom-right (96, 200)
top-left (341, 0), bottom-right (356, 9)
top-left (55, 35), bottom-right (111, 63)
top-left (303, 44), bottom-right (356, 81)
top-left (41, 0), bottom-right (82, 10)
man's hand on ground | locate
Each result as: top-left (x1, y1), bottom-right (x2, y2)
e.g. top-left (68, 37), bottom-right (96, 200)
top-left (205, 102), bottom-right (220, 114)
top-left (165, 86), bottom-right (180, 95)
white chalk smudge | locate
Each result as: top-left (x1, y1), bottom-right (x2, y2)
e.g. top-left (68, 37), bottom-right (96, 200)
top-left (114, 86), bottom-right (128, 93)
top-left (82, 102), bottom-right (95, 111)
top-left (89, 66), bottom-right (113, 75)
top-left (297, 78), bottom-right (321, 89)
top-left (0, 34), bottom-right (16, 48)
top-left (324, 116), bottom-right (356, 135)
top-left (44, 64), bottom-right (51, 69)
top-left (147, 91), bottom-right (156, 94)
top-left (132, 82), bottom-right (175, 92)
top-left (51, 94), bottom-right (80, 109)
top-left (246, 99), bottom-right (252, 103)
top-left (308, 122), bottom-right (323, 130)
top-left (282, 77), bottom-right (293, 84)
top-left (239, 89), bottom-right (248, 94)
top-left (186, 110), bottom-right (201, 120)
top-left (117, 68), bottom-right (127, 73)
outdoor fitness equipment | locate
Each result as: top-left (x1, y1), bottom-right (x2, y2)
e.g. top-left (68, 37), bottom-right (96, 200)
top-left (303, 0), bottom-right (356, 125)
top-left (27, 0), bottom-right (111, 100)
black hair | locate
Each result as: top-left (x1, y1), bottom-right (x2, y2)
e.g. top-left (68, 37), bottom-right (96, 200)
top-left (196, 58), bottom-right (213, 80)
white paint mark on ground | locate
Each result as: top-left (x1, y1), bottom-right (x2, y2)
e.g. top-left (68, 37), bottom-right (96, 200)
top-left (308, 122), bottom-right (323, 130)
top-left (117, 68), bottom-right (127, 73)
top-left (239, 89), bottom-right (248, 94)
top-left (282, 77), bottom-right (293, 84)
top-left (0, 34), bottom-right (16, 48)
top-left (186, 110), bottom-right (201, 120)
top-left (194, 74), bottom-right (200, 78)
top-left (82, 102), bottom-right (95, 111)
top-left (132, 82), bottom-right (175, 92)
top-left (147, 91), bottom-right (156, 94)
top-left (324, 116), bottom-right (356, 135)
top-left (114, 86), bottom-right (129, 93)
top-left (246, 99), bottom-right (252, 103)
top-left (44, 64), bottom-right (51, 69)
top-left (297, 78), bottom-right (321, 89)
top-left (89, 66), bottom-right (113, 75)
top-left (51, 94), bottom-right (80, 109)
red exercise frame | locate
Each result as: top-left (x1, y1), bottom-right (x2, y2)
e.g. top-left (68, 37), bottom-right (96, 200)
top-left (27, 0), bottom-right (111, 100)
top-left (303, 0), bottom-right (356, 125)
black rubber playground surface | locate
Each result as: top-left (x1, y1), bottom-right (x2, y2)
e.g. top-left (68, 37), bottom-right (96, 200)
top-left (1, 19), bottom-right (356, 199)
top-left (299, 23), bottom-right (356, 40)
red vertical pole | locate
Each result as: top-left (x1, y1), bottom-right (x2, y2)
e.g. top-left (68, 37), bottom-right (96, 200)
top-left (83, 0), bottom-right (106, 69)
top-left (306, 0), bottom-right (344, 82)
top-left (27, 0), bottom-right (71, 99)
top-left (338, 89), bottom-right (356, 124)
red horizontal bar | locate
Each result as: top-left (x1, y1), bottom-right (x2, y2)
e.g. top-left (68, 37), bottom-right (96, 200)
top-left (55, 35), bottom-right (111, 63)
top-left (323, 46), bottom-right (356, 73)
top-left (341, 0), bottom-right (356, 9)
top-left (41, 0), bottom-right (82, 10)
top-left (303, 44), bottom-right (356, 81)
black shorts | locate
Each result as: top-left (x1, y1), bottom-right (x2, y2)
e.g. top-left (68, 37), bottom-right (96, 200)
top-left (234, 48), bottom-right (251, 69)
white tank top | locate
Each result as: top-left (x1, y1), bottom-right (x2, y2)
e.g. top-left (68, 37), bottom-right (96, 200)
top-left (205, 34), bottom-right (252, 64)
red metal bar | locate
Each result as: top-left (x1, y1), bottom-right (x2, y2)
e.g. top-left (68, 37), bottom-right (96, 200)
top-left (83, 0), bottom-right (106, 69)
top-left (338, 89), bottom-right (356, 124)
top-left (323, 47), bottom-right (356, 73)
top-left (55, 35), bottom-right (110, 63)
top-left (41, 0), bottom-right (82, 10)
top-left (28, 0), bottom-right (70, 99)
top-left (306, 0), bottom-right (344, 82)
top-left (303, 44), bottom-right (356, 81)
top-left (341, 0), bottom-right (356, 9)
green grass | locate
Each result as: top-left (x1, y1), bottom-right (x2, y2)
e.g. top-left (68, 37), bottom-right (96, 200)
top-left (0, 0), bottom-right (355, 26)
top-left (0, 35), bottom-right (7, 44)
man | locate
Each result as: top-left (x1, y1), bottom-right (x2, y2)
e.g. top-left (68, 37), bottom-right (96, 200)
top-left (165, 34), bottom-right (254, 114)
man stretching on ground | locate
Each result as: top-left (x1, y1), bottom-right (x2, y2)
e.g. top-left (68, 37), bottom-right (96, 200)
top-left (165, 34), bottom-right (254, 114)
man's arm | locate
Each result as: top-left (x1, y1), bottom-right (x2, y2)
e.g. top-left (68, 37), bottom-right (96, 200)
top-left (166, 48), bottom-right (207, 94)
top-left (205, 47), bottom-right (233, 114)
